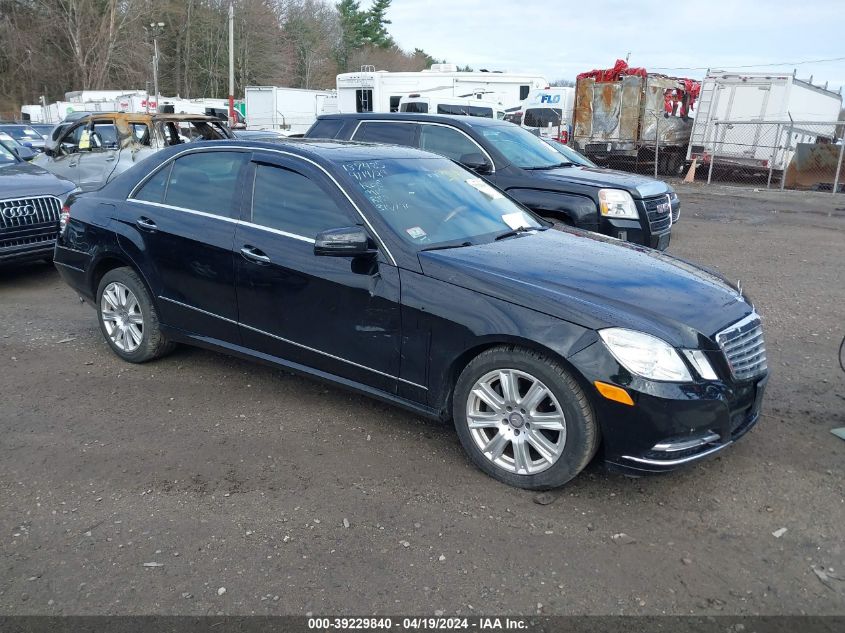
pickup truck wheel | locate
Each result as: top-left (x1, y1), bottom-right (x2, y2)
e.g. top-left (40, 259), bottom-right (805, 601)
top-left (96, 267), bottom-right (175, 363)
top-left (453, 346), bottom-right (599, 489)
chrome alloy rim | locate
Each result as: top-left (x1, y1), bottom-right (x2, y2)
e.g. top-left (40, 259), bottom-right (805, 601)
top-left (466, 369), bottom-right (566, 475)
top-left (101, 282), bottom-right (143, 352)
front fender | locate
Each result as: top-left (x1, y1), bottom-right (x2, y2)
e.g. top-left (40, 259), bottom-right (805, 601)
top-left (506, 188), bottom-right (598, 231)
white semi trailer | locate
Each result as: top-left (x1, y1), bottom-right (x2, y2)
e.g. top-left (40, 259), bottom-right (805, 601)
top-left (244, 86), bottom-right (337, 134)
top-left (687, 71), bottom-right (843, 172)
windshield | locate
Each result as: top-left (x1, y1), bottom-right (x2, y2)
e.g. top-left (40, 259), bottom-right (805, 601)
top-left (2, 125), bottom-right (42, 141)
top-left (477, 124), bottom-right (569, 169)
top-left (341, 157), bottom-right (542, 248)
top-left (542, 138), bottom-right (596, 167)
top-left (0, 143), bottom-right (18, 166)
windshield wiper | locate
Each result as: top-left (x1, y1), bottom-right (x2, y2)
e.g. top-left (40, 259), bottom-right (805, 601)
top-left (494, 227), bottom-right (536, 241)
top-left (420, 241), bottom-right (473, 252)
top-left (525, 162), bottom-right (574, 170)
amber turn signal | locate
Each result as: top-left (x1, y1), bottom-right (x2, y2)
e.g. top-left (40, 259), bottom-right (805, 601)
top-left (594, 381), bottom-right (635, 406)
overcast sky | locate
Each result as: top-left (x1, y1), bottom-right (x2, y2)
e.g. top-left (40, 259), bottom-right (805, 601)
top-left (385, 0), bottom-right (845, 91)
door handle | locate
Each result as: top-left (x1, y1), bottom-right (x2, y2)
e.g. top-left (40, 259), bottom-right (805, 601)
top-left (105, 155), bottom-right (116, 162)
top-left (69, 159), bottom-right (79, 168)
top-left (240, 245), bottom-right (271, 264)
top-left (135, 216), bottom-right (157, 232)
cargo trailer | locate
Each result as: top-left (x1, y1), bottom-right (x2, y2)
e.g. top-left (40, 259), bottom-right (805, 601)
top-left (686, 71), bottom-right (842, 173)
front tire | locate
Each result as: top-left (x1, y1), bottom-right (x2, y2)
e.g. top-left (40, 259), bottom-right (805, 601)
top-left (96, 267), bottom-right (174, 363)
top-left (453, 346), bottom-right (599, 489)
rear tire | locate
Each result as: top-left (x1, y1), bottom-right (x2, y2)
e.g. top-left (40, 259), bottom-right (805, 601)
top-left (453, 346), bottom-right (599, 489)
top-left (96, 267), bottom-right (175, 363)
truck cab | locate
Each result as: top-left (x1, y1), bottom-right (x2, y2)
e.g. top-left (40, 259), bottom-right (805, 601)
top-left (305, 113), bottom-right (675, 250)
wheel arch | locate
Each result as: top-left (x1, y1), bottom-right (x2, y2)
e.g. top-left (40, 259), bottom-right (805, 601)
top-left (436, 335), bottom-right (597, 421)
top-left (88, 251), bottom-right (155, 305)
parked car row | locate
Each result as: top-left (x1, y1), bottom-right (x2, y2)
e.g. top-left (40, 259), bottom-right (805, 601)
top-left (4, 109), bottom-right (765, 491)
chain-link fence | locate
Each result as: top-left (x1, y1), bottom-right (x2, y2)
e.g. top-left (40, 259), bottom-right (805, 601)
top-left (686, 119), bottom-right (845, 193)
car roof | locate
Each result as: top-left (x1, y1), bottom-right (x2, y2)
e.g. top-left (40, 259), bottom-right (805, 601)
top-left (162, 137), bottom-right (438, 163)
top-left (316, 112), bottom-right (510, 129)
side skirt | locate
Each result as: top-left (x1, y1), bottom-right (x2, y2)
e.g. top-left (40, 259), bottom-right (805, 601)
top-left (160, 325), bottom-right (444, 422)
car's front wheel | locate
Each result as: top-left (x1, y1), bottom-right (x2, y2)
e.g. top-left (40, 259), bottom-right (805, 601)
top-left (453, 346), bottom-right (599, 489)
top-left (96, 267), bottom-right (174, 363)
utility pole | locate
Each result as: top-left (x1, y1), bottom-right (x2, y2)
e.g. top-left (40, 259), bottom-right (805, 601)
top-left (147, 22), bottom-right (166, 113)
top-left (228, 2), bottom-right (235, 124)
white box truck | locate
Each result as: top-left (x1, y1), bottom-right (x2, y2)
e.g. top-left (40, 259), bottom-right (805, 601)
top-left (245, 86), bottom-right (337, 135)
top-left (336, 64), bottom-right (547, 114)
top-left (687, 71), bottom-right (843, 172)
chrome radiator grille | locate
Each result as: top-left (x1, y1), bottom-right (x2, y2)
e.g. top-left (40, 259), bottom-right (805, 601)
top-left (0, 196), bottom-right (61, 229)
top-left (716, 313), bottom-right (767, 381)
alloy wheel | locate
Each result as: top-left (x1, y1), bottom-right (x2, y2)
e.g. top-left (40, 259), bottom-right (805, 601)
top-left (101, 281), bottom-right (144, 352)
top-left (466, 368), bottom-right (567, 475)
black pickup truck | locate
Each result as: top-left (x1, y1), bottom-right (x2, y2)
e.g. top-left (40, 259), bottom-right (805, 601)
top-left (304, 113), bottom-right (679, 250)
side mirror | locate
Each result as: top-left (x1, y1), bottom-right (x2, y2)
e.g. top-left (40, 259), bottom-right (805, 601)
top-left (460, 152), bottom-right (492, 174)
top-left (14, 146), bottom-right (37, 161)
top-left (314, 226), bottom-right (376, 257)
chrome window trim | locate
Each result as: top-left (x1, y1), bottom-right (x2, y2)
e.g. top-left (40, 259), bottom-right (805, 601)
top-left (238, 220), bottom-right (314, 244)
top-left (350, 119), bottom-right (496, 173)
top-left (159, 295), bottom-right (426, 390)
top-left (125, 199), bottom-right (316, 244)
top-left (126, 198), bottom-right (238, 223)
top-left (126, 144), bottom-right (396, 266)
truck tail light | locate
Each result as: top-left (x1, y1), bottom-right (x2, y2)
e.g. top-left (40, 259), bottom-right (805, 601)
top-left (556, 131), bottom-right (569, 144)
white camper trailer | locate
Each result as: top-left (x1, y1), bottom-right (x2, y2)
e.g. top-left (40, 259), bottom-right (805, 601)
top-left (336, 64), bottom-right (547, 114)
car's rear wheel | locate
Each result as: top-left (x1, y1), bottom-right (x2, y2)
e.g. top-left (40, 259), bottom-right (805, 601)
top-left (96, 267), bottom-right (174, 363)
top-left (453, 346), bottom-right (599, 489)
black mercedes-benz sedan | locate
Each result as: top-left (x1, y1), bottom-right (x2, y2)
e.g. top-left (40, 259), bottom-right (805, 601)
top-left (54, 139), bottom-right (767, 489)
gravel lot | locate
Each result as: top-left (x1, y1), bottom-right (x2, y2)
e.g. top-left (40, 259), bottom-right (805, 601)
top-left (1, 185), bottom-right (844, 616)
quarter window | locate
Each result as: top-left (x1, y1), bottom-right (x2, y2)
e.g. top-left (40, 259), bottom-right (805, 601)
top-left (419, 125), bottom-right (484, 163)
top-left (353, 122), bottom-right (416, 147)
top-left (162, 151), bottom-right (249, 217)
top-left (134, 163), bottom-right (172, 203)
top-left (251, 164), bottom-right (351, 239)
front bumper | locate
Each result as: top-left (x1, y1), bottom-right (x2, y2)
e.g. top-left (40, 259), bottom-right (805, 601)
top-left (569, 341), bottom-right (768, 475)
top-left (601, 216), bottom-right (670, 251)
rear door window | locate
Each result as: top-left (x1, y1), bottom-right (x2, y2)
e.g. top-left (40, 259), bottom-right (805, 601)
top-left (162, 151), bottom-right (249, 217)
top-left (352, 122), bottom-right (417, 147)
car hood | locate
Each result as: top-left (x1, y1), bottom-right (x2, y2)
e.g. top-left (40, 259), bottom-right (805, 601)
top-left (0, 162), bottom-right (76, 199)
top-left (525, 165), bottom-right (669, 198)
top-left (418, 228), bottom-right (752, 347)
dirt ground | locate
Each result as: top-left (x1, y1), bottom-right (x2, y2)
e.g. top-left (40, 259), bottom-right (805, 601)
top-left (1, 185), bottom-right (844, 616)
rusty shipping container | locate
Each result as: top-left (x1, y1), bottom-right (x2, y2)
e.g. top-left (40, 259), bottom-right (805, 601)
top-left (573, 73), bottom-right (695, 175)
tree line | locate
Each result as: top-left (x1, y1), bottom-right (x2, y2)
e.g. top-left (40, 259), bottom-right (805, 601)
top-left (0, 0), bottom-right (442, 115)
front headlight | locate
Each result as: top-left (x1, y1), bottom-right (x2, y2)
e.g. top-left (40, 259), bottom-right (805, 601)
top-left (598, 189), bottom-right (638, 219)
top-left (599, 328), bottom-right (691, 382)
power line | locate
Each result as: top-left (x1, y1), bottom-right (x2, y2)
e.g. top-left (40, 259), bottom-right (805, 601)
top-left (650, 56), bottom-right (845, 71)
